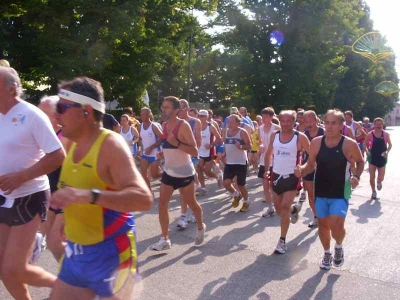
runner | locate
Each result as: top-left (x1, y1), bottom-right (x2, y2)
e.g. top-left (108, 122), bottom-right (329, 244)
top-left (37, 95), bottom-right (71, 262)
top-left (239, 106), bottom-right (255, 129)
top-left (258, 107), bottom-right (280, 218)
top-left (138, 107), bottom-right (163, 189)
top-left (263, 110), bottom-right (310, 254)
top-left (364, 118), bottom-right (392, 199)
top-left (0, 67), bottom-right (65, 300)
top-left (176, 99), bottom-right (202, 227)
top-left (223, 114), bottom-right (252, 212)
top-left (150, 96), bottom-right (205, 250)
top-left (120, 114), bottom-right (140, 159)
top-left (248, 121), bottom-right (260, 173)
top-left (255, 115), bottom-right (262, 126)
top-left (363, 117), bottom-right (373, 132)
top-left (295, 109), bottom-right (307, 132)
top-left (344, 110), bottom-right (363, 139)
top-left (50, 77), bottom-right (153, 299)
top-left (301, 110), bottom-right (325, 228)
top-left (296, 109), bottom-right (364, 270)
top-left (196, 109), bottom-right (223, 195)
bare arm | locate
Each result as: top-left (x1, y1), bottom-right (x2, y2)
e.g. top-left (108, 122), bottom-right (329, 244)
top-left (386, 132), bottom-right (392, 154)
top-left (171, 122), bottom-right (198, 157)
top-left (194, 119), bottom-right (202, 148)
top-left (144, 124), bottom-right (163, 155)
top-left (363, 132), bottom-right (372, 155)
top-left (210, 124), bottom-right (222, 146)
top-left (238, 128), bottom-right (252, 150)
top-left (344, 138), bottom-right (364, 187)
top-left (298, 132), bottom-right (310, 154)
top-left (298, 137), bottom-right (321, 177)
top-left (346, 126), bottom-right (355, 140)
top-left (264, 132), bottom-right (276, 173)
top-left (131, 127), bottom-right (140, 145)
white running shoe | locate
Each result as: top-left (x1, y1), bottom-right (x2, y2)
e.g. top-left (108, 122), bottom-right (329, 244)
top-left (177, 215), bottom-right (188, 229)
top-left (262, 207), bottom-right (275, 217)
top-left (187, 213), bottom-right (197, 224)
top-left (320, 252), bottom-right (333, 270)
top-left (194, 223), bottom-right (206, 246)
top-left (217, 172), bottom-right (224, 188)
top-left (149, 237), bottom-right (172, 251)
top-left (196, 187), bottom-right (207, 196)
top-left (333, 246), bottom-right (344, 268)
top-left (308, 218), bottom-right (318, 228)
top-left (274, 239), bottom-right (287, 254)
top-left (30, 232), bottom-right (45, 264)
top-left (299, 192), bottom-right (306, 202)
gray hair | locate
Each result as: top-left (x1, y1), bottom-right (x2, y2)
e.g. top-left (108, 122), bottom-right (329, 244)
top-left (0, 67), bottom-right (23, 97)
top-left (40, 95), bottom-right (59, 111)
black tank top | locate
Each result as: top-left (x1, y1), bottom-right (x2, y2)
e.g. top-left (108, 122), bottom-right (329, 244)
top-left (371, 131), bottom-right (387, 157)
top-left (315, 136), bottom-right (351, 199)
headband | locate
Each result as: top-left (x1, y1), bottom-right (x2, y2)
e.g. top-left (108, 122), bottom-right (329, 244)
top-left (58, 89), bottom-right (105, 113)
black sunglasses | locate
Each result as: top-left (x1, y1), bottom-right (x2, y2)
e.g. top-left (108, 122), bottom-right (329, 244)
top-left (56, 102), bottom-right (82, 114)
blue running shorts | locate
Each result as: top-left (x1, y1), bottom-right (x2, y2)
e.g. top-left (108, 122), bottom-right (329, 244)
top-left (315, 197), bottom-right (348, 219)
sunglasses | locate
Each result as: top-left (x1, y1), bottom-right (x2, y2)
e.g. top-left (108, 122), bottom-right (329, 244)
top-left (56, 102), bottom-right (82, 114)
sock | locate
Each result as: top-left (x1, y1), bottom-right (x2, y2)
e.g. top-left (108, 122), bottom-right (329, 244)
top-left (280, 237), bottom-right (286, 243)
top-left (267, 202), bottom-right (274, 209)
top-left (233, 191), bottom-right (239, 197)
top-left (325, 250), bottom-right (331, 254)
top-left (335, 243), bottom-right (342, 249)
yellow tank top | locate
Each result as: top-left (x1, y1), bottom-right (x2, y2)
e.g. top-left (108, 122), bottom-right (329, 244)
top-left (58, 129), bottom-right (134, 245)
top-left (251, 129), bottom-right (260, 151)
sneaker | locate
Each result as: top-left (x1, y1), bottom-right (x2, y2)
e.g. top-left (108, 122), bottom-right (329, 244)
top-left (333, 246), bottom-right (344, 268)
top-left (232, 193), bottom-right (242, 208)
top-left (308, 218), bottom-right (318, 228)
top-left (195, 184), bottom-right (201, 193)
top-left (319, 252), bottom-right (333, 270)
top-left (377, 181), bottom-right (382, 191)
top-left (262, 207), bottom-right (275, 217)
top-left (177, 215), bottom-right (188, 229)
top-left (371, 190), bottom-right (377, 199)
top-left (290, 203), bottom-right (302, 224)
top-left (240, 201), bottom-right (250, 212)
top-left (30, 232), bottom-right (45, 264)
top-left (196, 187), bottom-right (207, 196)
top-left (194, 223), bottom-right (206, 246)
top-left (217, 172), bottom-right (224, 188)
top-left (274, 239), bottom-right (287, 254)
top-left (299, 192), bottom-right (306, 202)
top-left (149, 237), bottom-right (172, 251)
top-left (187, 213), bottom-right (197, 224)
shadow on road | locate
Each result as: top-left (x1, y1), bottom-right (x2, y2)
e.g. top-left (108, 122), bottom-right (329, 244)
top-left (350, 199), bottom-right (383, 224)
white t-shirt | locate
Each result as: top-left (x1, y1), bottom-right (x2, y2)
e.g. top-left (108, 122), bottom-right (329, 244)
top-left (0, 101), bottom-right (62, 198)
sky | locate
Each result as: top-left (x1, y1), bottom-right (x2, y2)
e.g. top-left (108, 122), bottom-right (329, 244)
top-left (196, 1), bottom-right (400, 73)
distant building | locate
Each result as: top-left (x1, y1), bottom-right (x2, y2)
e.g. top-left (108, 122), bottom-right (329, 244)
top-left (385, 102), bottom-right (400, 126)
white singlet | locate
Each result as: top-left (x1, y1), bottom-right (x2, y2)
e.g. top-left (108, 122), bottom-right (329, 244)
top-left (272, 131), bottom-right (299, 175)
top-left (120, 126), bottom-right (136, 154)
top-left (199, 123), bottom-right (212, 158)
top-left (140, 122), bottom-right (159, 157)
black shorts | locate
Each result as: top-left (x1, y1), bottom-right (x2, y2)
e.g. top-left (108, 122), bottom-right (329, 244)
top-left (250, 150), bottom-right (257, 154)
top-left (258, 165), bottom-right (273, 180)
top-left (0, 190), bottom-right (50, 226)
top-left (369, 155), bottom-right (387, 168)
top-left (303, 171), bottom-right (315, 182)
top-left (223, 164), bottom-right (247, 186)
top-left (161, 172), bottom-right (195, 190)
top-left (200, 156), bottom-right (213, 163)
top-left (49, 207), bottom-right (64, 214)
top-left (271, 173), bottom-right (298, 195)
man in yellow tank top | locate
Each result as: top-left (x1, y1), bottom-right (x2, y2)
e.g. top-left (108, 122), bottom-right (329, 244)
top-left (49, 77), bottom-right (153, 300)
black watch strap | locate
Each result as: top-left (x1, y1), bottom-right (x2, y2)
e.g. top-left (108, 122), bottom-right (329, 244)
top-left (91, 189), bottom-right (101, 204)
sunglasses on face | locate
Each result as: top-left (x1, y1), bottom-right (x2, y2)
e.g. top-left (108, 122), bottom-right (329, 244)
top-left (56, 102), bottom-right (82, 114)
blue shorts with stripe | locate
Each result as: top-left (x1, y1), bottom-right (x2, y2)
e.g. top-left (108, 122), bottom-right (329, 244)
top-left (315, 197), bottom-right (349, 219)
top-left (58, 230), bottom-right (137, 298)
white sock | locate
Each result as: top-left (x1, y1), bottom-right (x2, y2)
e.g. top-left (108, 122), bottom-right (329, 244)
top-left (325, 250), bottom-right (331, 254)
top-left (335, 243), bottom-right (342, 249)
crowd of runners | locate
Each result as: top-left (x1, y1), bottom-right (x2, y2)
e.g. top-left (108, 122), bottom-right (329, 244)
top-left (0, 67), bottom-right (392, 299)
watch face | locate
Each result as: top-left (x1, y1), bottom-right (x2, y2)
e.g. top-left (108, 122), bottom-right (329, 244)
top-left (92, 189), bottom-right (101, 194)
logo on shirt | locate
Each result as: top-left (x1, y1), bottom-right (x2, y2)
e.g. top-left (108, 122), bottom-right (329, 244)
top-left (82, 163), bottom-right (93, 168)
top-left (11, 114), bottom-right (26, 126)
top-left (277, 150), bottom-right (290, 156)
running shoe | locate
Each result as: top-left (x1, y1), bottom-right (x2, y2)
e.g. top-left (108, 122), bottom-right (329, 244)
top-left (29, 232), bottom-right (45, 264)
top-left (274, 239), bottom-right (287, 254)
top-left (187, 213), bottom-right (197, 224)
top-left (377, 181), bottom-right (382, 191)
top-left (319, 252), bottom-right (333, 270)
top-left (333, 246), bottom-right (344, 268)
top-left (240, 201), bottom-right (250, 212)
top-left (149, 237), bottom-right (172, 251)
top-left (262, 207), bottom-right (275, 217)
top-left (232, 193), bottom-right (242, 208)
top-left (177, 215), bottom-right (188, 229)
top-left (194, 223), bottom-right (206, 246)
top-left (308, 218), bottom-right (318, 228)
top-left (290, 203), bottom-right (302, 224)
top-left (196, 187), bottom-right (207, 196)
top-left (299, 192), bottom-right (306, 203)
top-left (371, 190), bottom-right (377, 199)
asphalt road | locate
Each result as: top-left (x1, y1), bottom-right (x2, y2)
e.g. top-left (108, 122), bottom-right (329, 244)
top-left (1, 127), bottom-right (400, 300)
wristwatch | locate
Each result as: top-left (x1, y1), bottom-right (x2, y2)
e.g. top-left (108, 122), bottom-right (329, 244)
top-left (91, 189), bottom-right (101, 204)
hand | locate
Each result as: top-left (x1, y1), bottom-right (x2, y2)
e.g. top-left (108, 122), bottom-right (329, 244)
top-left (294, 165), bottom-right (302, 178)
top-left (382, 151), bottom-right (388, 158)
top-left (51, 187), bottom-right (90, 210)
top-left (0, 172), bottom-right (26, 195)
top-left (235, 141), bottom-right (241, 149)
top-left (205, 144), bottom-right (211, 150)
top-left (156, 151), bottom-right (164, 159)
top-left (167, 134), bottom-right (179, 147)
top-left (145, 147), bottom-right (153, 155)
top-left (350, 176), bottom-right (359, 189)
top-left (263, 169), bottom-right (270, 179)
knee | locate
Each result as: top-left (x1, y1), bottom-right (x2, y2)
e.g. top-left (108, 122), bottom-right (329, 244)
top-left (223, 180), bottom-right (231, 189)
top-left (158, 200), bottom-right (169, 211)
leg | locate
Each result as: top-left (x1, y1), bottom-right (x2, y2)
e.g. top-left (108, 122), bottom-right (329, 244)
top-left (0, 223), bottom-right (11, 280)
top-left (223, 179), bottom-right (235, 193)
top-left (369, 164), bottom-right (377, 191)
top-left (50, 279), bottom-right (95, 300)
top-left (377, 166), bottom-right (386, 184)
top-left (272, 192), bottom-right (283, 216)
top-left (197, 159), bottom-right (206, 188)
top-left (2, 215), bottom-right (57, 300)
top-left (158, 183), bottom-right (174, 239)
top-left (140, 157), bottom-right (151, 188)
top-left (263, 179), bottom-right (273, 206)
top-left (328, 215), bottom-right (346, 245)
top-left (303, 180), bottom-right (316, 217)
top-left (150, 160), bottom-right (162, 179)
top-left (204, 161), bottom-right (217, 179)
top-left (237, 185), bottom-right (248, 201)
top-left (318, 217), bottom-right (331, 250)
top-left (279, 191), bottom-right (297, 238)
top-left (179, 182), bottom-right (204, 231)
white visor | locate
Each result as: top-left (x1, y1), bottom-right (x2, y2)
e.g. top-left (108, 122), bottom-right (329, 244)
top-left (58, 89), bottom-right (105, 113)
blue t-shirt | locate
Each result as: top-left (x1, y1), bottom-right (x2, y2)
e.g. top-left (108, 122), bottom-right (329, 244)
top-left (223, 115), bottom-right (253, 128)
